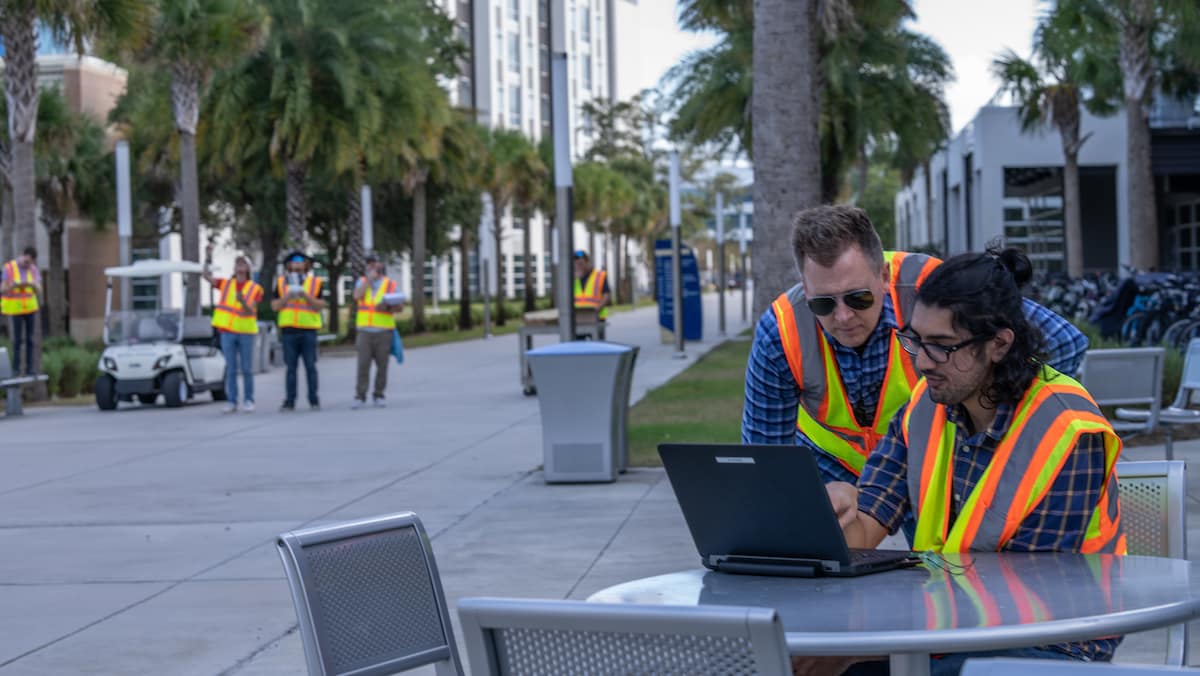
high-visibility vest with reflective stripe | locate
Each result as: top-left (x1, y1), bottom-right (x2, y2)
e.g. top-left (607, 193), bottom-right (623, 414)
top-left (771, 251), bottom-right (940, 475)
top-left (1, 260), bottom-right (38, 315)
top-left (904, 368), bottom-right (1125, 554)
top-left (275, 274), bottom-right (323, 330)
top-left (356, 277), bottom-right (397, 330)
top-left (574, 269), bottom-right (608, 319)
top-left (922, 554), bottom-right (1053, 630)
top-left (211, 279), bottom-right (263, 335)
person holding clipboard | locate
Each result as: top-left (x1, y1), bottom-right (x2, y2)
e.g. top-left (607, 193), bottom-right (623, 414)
top-left (1, 247), bottom-right (41, 376)
top-left (351, 255), bottom-right (404, 409)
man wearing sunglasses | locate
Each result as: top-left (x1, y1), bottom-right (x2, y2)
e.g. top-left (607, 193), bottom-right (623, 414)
top-left (742, 205), bottom-right (1088, 489)
top-left (819, 248), bottom-right (1122, 675)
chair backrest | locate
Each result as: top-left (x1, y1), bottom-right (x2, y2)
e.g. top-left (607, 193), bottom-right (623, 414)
top-left (1173, 338), bottom-right (1200, 407)
top-left (1079, 347), bottom-right (1165, 428)
top-left (0, 347), bottom-right (12, 380)
top-left (457, 598), bottom-right (792, 676)
top-left (276, 512), bottom-right (463, 676)
top-left (962, 657), bottom-right (1198, 674)
top-left (1116, 460), bottom-right (1187, 559)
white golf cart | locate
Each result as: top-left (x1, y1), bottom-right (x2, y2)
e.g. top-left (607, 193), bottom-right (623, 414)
top-left (95, 260), bottom-right (226, 410)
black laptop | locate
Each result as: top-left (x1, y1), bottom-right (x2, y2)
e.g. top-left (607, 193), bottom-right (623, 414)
top-left (659, 443), bottom-right (917, 577)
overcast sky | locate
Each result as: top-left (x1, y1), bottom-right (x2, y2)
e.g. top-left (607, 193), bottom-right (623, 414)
top-left (615, 0), bottom-right (1041, 136)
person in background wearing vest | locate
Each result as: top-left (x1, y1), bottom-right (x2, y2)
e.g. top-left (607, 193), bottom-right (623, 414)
top-left (203, 245), bottom-right (264, 413)
top-left (573, 250), bottom-right (609, 320)
top-left (816, 248), bottom-right (1123, 676)
top-left (352, 255), bottom-right (402, 409)
top-left (1, 247), bottom-right (40, 376)
top-left (272, 251), bottom-right (325, 412)
top-left (742, 206), bottom-right (1089, 496)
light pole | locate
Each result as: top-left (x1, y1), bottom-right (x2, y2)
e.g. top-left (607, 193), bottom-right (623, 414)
top-left (716, 191), bottom-right (726, 337)
top-left (115, 140), bottom-right (133, 311)
top-left (739, 204), bottom-right (748, 324)
top-left (669, 151), bottom-right (685, 359)
top-left (551, 0), bottom-right (575, 342)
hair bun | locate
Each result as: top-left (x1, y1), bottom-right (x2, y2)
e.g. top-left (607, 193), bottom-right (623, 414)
top-left (991, 246), bottom-right (1032, 287)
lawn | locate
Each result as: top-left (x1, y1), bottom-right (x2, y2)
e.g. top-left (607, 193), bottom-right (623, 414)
top-left (628, 338), bottom-right (750, 467)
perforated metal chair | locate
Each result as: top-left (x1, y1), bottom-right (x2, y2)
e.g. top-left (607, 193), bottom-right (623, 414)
top-left (457, 597), bottom-right (792, 676)
top-left (276, 512), bottom-right (464, 676)
top-left (1078, 347), bottom-right (1165, 445)
top-left (962, 657), bottom-right (1200, 674)
top-left (1119, 339), bottom-right (1200, 460)
top-left (1117, 460), bottom-right (1189, 666)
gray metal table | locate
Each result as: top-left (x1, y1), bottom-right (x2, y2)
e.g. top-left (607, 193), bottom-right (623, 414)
top-left (587, 553), bottom-right (1200, 676)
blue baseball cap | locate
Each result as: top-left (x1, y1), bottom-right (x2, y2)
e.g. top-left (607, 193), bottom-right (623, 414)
top-left (285, 251), bottom-right (307, 263)
top-left (573, 250), bottom-right (589, 259)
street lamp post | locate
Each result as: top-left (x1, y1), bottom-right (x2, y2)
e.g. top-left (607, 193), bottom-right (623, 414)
top-left (115, 140), bottom-right (133, 312)
top-left (551, 0), bottom-right (575, 342)
top-left (716, 191), bottom-right (726, 337)
top-left (739, 206), bottom-right (748, 323)
top-left (669, 151), bottom-right (685, 359)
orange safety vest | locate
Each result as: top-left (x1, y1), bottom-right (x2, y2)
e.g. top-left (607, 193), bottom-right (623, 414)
top-left (211, 278), bottom-right (263, 335)
top-left (275, 274), bottom-right (323, 330)
top-left (1, 260), bottom-right (38, 315)
top-left (771, 251), bottom-right (941, 475)
top-left (356, 276), bottom-right (398, 330)
top-left (574, 269), bottom-right (608, 319)
top-left (904, 368), bottom-right (1125, 554)
top-left (922, 554), bottom-right (1053, 630)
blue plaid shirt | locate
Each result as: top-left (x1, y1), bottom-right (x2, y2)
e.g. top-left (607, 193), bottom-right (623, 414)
top-left (741, 295), bottom-right (1089, 484)
top-left (857, 398), bottom-right (1119, 661)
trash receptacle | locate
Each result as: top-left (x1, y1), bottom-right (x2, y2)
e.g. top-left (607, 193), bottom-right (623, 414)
top-left (254, 321), bottom-right (276, 373)
top-left (527, 341), bottom-right (637, 483)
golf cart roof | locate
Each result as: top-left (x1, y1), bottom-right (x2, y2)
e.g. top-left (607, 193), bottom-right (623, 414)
top-left (104, 260), bottom-right (205, 278)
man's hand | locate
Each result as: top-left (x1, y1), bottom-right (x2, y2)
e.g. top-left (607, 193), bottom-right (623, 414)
top-left (826, 481), bottom-right (859, 529)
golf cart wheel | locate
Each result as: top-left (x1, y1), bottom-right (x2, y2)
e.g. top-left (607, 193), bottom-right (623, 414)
top-left (137, 394), bottom-right (158, 405)
top-left (95, 375), bottom-right (118, 411)
top-left (162, 371), bottom-right (188, 408)
top-left (211, 388), bottom-right (227, 401)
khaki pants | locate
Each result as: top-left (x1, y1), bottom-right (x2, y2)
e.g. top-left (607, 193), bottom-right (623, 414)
top-left (355, 330), bottom-right (391, 401)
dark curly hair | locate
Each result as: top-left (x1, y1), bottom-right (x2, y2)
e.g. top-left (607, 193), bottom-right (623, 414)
top-left (915, 247), bottom-right (1046, 408)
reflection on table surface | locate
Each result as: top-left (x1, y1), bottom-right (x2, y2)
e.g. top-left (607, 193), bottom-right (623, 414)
top-left (588, 553), bottom-right (1196, 634)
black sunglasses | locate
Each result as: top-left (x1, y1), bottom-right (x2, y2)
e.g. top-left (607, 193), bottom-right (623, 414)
top-left (806, 289), bottom-right (876, 316)
top-left (897, 332), bottom-right (992, 364)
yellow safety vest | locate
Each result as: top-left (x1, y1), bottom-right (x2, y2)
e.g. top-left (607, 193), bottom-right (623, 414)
top-left (211, 279), bottom-right (263, 335)
top-left (574, 269), bottom-right (608, 319)
top-left (1, 260), bottom-right (38, 315)
top-left (771, 251), bottom-right (940, 475)
top-left (904, 369), bottom-right (1125, 554)
top-left (356, 277), bottom-right (398, 330)
top-left (276, 274), bottom-right (323, 330)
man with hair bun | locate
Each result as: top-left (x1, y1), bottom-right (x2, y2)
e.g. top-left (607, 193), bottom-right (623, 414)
top-left (823, 247), bottom-right (1124, 673)
top-left (742, 205), bottom-right (1089, 494)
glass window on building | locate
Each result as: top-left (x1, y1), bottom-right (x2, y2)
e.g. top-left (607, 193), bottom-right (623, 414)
top-left (540, 44), bottom-right (549, 76)
top-left (580, 5), bottom-right (591, 43)
top-left (1175, 201), bottom-right (1200, 271)
top-left (509, 85), bottom-right (522, 128)
top-left (508, 33), bottom-right (520, 72)
top-left (509, 0), bottom-right (520, 21)
top-left (1002, 166), bottom-right (1064, 273)
top-left (541, 93), bottom-right (551, 123)
top-left (582, 53), bottom-right (592, 90)
top-left (131, 248), bottom-right (160, 310)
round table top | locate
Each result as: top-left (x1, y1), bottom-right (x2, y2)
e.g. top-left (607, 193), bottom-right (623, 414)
top-left (586, 553), bottom-right (1200, 655)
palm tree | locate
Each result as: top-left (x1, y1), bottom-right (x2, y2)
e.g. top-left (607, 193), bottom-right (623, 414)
top-left (137, 0), bottom-right (266, 316)
top-left (751, 0), bottom-right (822, 315)
top-left (0, 0), bottom-right (147, 257)
top-left (507, 137), bottom-right (548, 313)
top-left (992, 11), bottom-right (1118, 278)
top-left (478, 128), bottom-right (537, 326)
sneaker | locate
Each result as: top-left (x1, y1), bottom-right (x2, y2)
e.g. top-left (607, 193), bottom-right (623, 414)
top-left (241, 401), bottom-right (256, 413)
top-left (372, 398), bottom-right (386, 408)
top-left (222, 403), bottom-right (238, 414)
top-left (309, 401), bottom-right (320, 411)
top-left (279, 402), bottom-right (295, 412)
top-left (351, 399), bottom-right (366, 410)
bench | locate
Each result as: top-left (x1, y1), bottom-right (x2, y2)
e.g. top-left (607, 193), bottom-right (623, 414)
top-left (0, 347), bottom-right (49, 416)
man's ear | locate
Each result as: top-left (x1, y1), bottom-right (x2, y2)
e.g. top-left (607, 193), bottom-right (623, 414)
top-left (880, 261), bottom-right (891, 286)
top-left (990, 328), bottom-right (1015, 363)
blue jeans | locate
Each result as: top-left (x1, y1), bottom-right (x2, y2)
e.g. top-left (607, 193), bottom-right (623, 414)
top-left (10, 313), bottom-right (34, 374)
top-left (281, 328), bottom-right (318, 406)
top-left (219, 331), bottom-right (255, 404)
top-left (844, 646), bottom-right (1081, 675)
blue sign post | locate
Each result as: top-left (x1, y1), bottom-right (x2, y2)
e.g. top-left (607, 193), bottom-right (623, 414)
top-left (655, 239), bottom-right (703, 341)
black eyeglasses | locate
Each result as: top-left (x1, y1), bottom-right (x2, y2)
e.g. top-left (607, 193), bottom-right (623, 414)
top-left (896, 332), bottom-right (991, 364)
top-left (806, 289), bottom-right (876, 316)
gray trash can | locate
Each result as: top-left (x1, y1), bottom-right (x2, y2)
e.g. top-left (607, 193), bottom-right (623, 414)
top-left (527, 341), bottom-right (637, 483)
top-left (254, 321), bottom-right (276, 373)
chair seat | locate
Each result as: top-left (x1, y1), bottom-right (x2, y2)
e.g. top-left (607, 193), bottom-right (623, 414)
top-left (1119, 406), bottom-right (1200, 425)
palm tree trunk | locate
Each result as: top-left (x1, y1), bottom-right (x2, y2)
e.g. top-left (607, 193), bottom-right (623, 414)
top-left (46, 218), bottom-right (66, 337)
top-left (285, 160), bottom-right (308, 248)
top-left (1, 7), bottom-right (39, 256)
top-left (853, 145), bottom-right (869, 205)
top-left (412, 180), bottom-right (428, 332)
top-left (458, 230), bottom-right (472, 330)
top-left (345, 187), bottom-right (364, 343)
top-left (1, 181), bottom-right (13, 262)
top-left (327, 261), bottom-right (343, 337)
top-left (546, 218), bottom-right (556, 308)
top-left (492, 195), bottom-right (507, 326)
top-left (522, 214), bottom-right (535, 312)
top-left (752, 0), bottom-right (822, 317)
top-left (178, 131), bottom-right (202, 317)
top-left (1121, 0), bottom-right (1158, 271)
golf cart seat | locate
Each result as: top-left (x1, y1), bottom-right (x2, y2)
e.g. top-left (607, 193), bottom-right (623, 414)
top-left (181, 316), bottom-right (215, 344)
top-left (137, 317), bottom-right (171, 342)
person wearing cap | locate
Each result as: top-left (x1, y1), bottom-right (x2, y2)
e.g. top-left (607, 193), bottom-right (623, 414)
top-left (203, 244), bottom-right (264, 413)
top-left (572, 250), bottom-right (610, 320)
top-left (1, 246), bottom-right (40, 376)
top-left (272, 251), bottom-right (325, 411)
top-left (352, 255), bottom-right (403, 409)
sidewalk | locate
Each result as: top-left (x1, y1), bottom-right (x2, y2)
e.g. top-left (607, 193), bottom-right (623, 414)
top-left (0, 291), bottom-right (750, 675)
